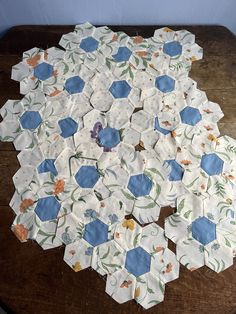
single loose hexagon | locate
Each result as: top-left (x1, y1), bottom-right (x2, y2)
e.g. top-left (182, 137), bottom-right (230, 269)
top-left (65, 76), bottom-right (85, 94)
top-left (35, 196), bottom-right (61, 222)
top-left (75, 165), bottom-right (100, 188)
top-left (127, 174), bottom-right (153, 197)
top-left (19, 111), bottom-right (42, 129)
top-left (112, 46), bottom-right (132, 62)
top-left (163, 41), bottom-right (182, 57)
top-left (83, 219), bottom-right (108, 246)
top-left (37, 159), bottom-right (57, 176)
top-left (166, 159), bottom-right (184, 181)
top-left (125, 246), bottom-right (151, 277)
top-left (200, 153), bottom-right (224, 176)
top-left (109, 80), bottom-right (131, 99)
top-left (192, 216), bottom-right (216, 245)
top-left (34, 62), bottom-right (53, 80)
top-left (155, 75), bottom-right (175, 93)
top-left (97, 127), bottom-right (120, 148)
top-left (180, 107), bottom-right (202, 126)
top-left (58, 117), bottom-right (78, 138)
top-left (80, 36), bottom-right (99, 52)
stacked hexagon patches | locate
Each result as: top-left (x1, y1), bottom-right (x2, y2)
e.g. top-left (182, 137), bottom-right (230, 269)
top-left (1, 23), bottom-right (236, 309)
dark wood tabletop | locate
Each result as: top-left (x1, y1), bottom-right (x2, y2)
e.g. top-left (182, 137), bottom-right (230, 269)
top-left (0, 25), bottom-right (236, 314)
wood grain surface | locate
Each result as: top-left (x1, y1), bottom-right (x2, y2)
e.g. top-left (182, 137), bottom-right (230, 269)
top-left (0, 25), bottom-right (236, 314)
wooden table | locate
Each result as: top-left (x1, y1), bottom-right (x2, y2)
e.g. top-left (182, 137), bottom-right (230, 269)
top-left (0, 25), bottom-right (236, 314)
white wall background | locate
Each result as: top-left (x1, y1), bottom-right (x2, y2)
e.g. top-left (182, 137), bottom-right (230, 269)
top-left (0, 0), bottom-right (236, 37)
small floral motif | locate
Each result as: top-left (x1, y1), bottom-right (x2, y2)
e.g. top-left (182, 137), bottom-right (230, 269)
top-left (84, 209), bottom-right (99, 219)
top-left (12, 224), bottom-right (28, 242)
top-left (73, 261), bottom-right (82, 272)
top-left (122, 219), bottom-right (135, 231)
top-left (53, 179), bottom-right (65, 195)
top-left (85, 247), bottom-right (94, 256)
top-left (19, 198), bottom-right (34, 212)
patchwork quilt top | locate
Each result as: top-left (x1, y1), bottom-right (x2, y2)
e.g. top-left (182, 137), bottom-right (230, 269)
top-left (0, 23), bottom-right (236, 309)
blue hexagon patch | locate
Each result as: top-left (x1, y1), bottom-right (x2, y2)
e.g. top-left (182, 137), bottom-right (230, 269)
top-left (65, 76), bottom-right (85, 94)
top-left (163, 41), bottom-right (182, 57)
top-left (128, 174), bottom-right (153, 197)
top-left (180, 107), bottom-right (202, 126)
top-left (97, 127), bottom-right (120, 149)
top-left (83, 219), bottom-right (108, 246)
top-left (109, 80), bottom-right (131, 98)
top-left (75, 165), bottom-right (100, 188)
top-left (200, 153), bottom-right (224, 176)
top-left (80, 36), bottom-right (99, 52)
top-left (58, 117), bottom-right (78, 138)
top-left (125, 246), bottom-right (151, 277)
top-left (35, 196), bottom-right (61, 222)
top-left (192, 216), bottom-right (216, 245)
top-left (112, 46), bottom-right (132, 62)
top-left (34, 62), bottom-right (53, 81)
top-left (155, 75), bottom-right (175, 93)
top-left (20, 111), bottom-right (42, 130)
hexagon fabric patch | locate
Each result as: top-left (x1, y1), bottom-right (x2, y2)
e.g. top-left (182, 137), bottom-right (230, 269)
top-left (65, 76), bottom-right (85, 94)
top-left (80, 37), bottom-right (99, 52)
top-left (125, 246), bottom-right (151, 277)
top-left (97, 127), bottom-right (120, 148)
top-left (180, 107), bottom-right (202, 126)
top-left (58, 117), bottom-right (78, 138)
top-left (109, 80), bottom-right (131, 98)
top-left (200, 153), bottom-right (224, 176)
top-left (19, 111), bottom-right (42, 129)
top-left (155, 75), bottom-right (175, 93)
top-left (192, 216), bottom-right (216, 245)
top-left (163, 41), bottom-right (182, 57)
top-left (112, 46), bottom-right (132, 62)
top-left (34, 62), bottom-right (53, 80)
top-left (127, 174), bottom-right (153, 197)
top-left (83, 219), bottom-right (108, 246)
top-left (75, 165), bottom-right (100, 188)
top-left (35, 196), bottom-right (61, 222)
